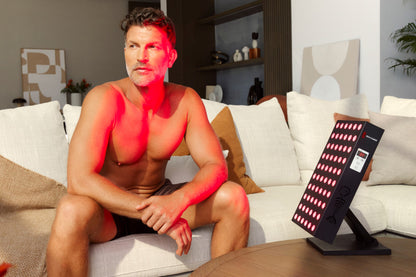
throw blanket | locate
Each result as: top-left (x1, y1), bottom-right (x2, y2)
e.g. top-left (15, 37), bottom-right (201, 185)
top-left (0, 155), bottom-right (67, 277)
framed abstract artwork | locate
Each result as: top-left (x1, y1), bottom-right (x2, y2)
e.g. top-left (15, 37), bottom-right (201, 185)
top-left (21, 48), bottom-right (67, 107)
top-left (300, 39), bottom-right (360, 101)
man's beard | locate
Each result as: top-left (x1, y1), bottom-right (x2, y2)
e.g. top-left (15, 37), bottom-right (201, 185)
top-left (126, 62), bottom-right (150, 87)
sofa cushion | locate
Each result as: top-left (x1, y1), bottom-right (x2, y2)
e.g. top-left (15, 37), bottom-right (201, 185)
top-left (165, 151), bottom-right (228, 184)
top-left (228, 98), bottom-right (301, 187)
top-left (247, 186), bottom-right (387, 246)
top-left (89, 226), bottom-right (213, 277)
top-left (366, 112), bottom-right (416, 186)
top-left (0, 154), bottom-right (67, 277)
top-left (380, 96), bottom-right (416, 117)
top-left (287, 91), bottom-right (368, 185)
top-left (358, 185), bottom-right (416, 238)
top-left (174, 107), bottom-right (263, 194)
top-left (63, 104), bottom-right (81, 142)
top-left (0, 101), bottom-right (68, 185)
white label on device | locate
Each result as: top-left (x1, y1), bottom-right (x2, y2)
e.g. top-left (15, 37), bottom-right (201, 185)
top-left (350, 148), bottom-right (369, 173)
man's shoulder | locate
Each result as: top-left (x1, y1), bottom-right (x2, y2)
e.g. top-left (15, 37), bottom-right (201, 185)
top-left (83, 80), bottom-right (127, 105)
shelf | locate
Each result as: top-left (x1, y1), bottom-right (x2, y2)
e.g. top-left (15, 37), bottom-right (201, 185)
top-left (197, 58), bottom-right (264, 71)
top-left (198, 0), bottom-right (263, 25)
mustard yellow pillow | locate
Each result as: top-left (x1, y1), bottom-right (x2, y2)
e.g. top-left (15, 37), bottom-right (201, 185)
top-left (173, 107), bottom-right (263, 194)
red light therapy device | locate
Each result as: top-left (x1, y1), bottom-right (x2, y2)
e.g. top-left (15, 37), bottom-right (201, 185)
top-left (292, 120), bottom-right (391, 255)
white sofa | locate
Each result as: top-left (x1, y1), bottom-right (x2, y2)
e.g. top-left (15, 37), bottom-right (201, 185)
top-left (0, 91), bottom-right (415, 277)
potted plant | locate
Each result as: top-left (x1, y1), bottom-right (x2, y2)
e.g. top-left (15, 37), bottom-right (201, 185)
top-left (61, 78), bottom-right (92, 105)
top-left (388, 20), bottom-right (416, 76)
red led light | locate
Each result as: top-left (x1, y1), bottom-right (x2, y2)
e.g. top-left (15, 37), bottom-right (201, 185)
top-left (340, 123), bottom-right (344, 129)
top-left (334, 144), bottom-right (339, 151)
top-left (327, 143), bottom-right (331, 149)
top-left (332, 180), bottom-right (336, 186)
top-left (358, 124), bottom-right (362, 130)
top-left (336, 123), bottom-right (340, 128)
top-left (337, 168), bottom-right (342, 175)
top-left (311, 225), bottom-right (316, 232)
top-left (316, 214), bottom-right (321, 220)
top-left (338, 156), bottom-right (343, 163)
top-left (353, 135), bottom-right (357, 142)
top-left (294, 214), bottom-right (298, 220)
top-left (348, 146), bottom-right (352, 153)
top-left (331, 133), bottom-right (335, 139)
top-left (343, 145), bottom-right (348, 152)
top-left (308, 222), bottom-right (312, 229)
top-left (322, 203), bottom-right (326, 209)
top-left (327, 191), bottom-right (332, 198)
top-left (342, 157), bottom-right (347, 164)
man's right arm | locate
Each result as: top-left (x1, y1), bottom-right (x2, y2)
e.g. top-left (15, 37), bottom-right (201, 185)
top-left (67, 85), bottom-right (145, 219)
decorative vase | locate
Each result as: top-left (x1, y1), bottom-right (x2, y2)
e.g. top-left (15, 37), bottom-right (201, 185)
top-left (247, 78), bottom-right (263, 105)
top-left (70, 93), bottom-right (82, 106)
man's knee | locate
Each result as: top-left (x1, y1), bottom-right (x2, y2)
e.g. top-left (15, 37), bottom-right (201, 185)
top-left (53, 194), bottom-right (102, 235)
top-left (216, 181), bottom-right (249, 219)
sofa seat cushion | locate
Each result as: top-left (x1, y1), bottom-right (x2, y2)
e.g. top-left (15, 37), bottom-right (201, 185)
top-left (89, 225), bottom-right (213, 277)
top-left (247, 186), bottom-right (387, 246)
top-left (357, 185), bottom-right (416, 238)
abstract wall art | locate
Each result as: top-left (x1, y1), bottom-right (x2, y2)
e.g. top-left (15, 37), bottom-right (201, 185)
top-left (21, 48), bottom-right (67, 107)
top-left (301, 39), bottom-right (360, 101)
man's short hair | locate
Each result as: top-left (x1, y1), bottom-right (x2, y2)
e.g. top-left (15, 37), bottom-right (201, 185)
top-left (121, 7), bottom-right (176, 49)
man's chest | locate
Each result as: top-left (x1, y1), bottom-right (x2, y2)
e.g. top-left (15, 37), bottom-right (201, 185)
top-left (108, 110), bottom-right (187, 164)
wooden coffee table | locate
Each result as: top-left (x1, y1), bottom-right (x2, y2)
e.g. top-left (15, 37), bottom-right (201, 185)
top-left (191, 237), bottom-right (416, 276)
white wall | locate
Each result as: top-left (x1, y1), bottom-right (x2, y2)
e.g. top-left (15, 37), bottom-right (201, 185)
top-left (0, 0), bottom-right (129, 109)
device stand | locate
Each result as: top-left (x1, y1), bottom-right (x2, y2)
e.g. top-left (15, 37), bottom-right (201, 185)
top-left (307, 209), bottom-right (392, 255)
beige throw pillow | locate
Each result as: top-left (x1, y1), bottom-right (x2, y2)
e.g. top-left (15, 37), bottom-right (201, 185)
top-left (366, 112), bottom-right (416, 185)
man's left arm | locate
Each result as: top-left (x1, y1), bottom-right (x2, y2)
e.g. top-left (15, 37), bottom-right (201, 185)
top-left (137, 88), bottom-right (227, 233)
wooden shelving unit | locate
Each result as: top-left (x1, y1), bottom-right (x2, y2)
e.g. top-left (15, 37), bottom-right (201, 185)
top-left (198, 0), bottom-right (263, 25)
top-left (197, 1), bottom-right (264, 72)
top-left (197, 57), bottom-right (263, 71)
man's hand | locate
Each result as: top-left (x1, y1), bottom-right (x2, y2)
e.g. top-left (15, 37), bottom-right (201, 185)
top-left (136, 194), bottom-right (186, 234)
top-left (165, 218), bottom-right (192, 256)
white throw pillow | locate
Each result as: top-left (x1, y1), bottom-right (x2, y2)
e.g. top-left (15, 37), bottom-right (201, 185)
top-left (367, 111), bottom-right (416, 185)
top-left (0, 101), bottom-right (68, 185)
top-left (201, 99), bottom-right (226, 122)
top-left (228, 98), bottom-right (301, 187)
top-left (63, 104), bottom-right (82, 143)
top-left (166, 151), bottom-right (228, 184)
top-left (380, 96), bottom-right (416, 117)
top-left (287, 91), bottom-right (369, 184)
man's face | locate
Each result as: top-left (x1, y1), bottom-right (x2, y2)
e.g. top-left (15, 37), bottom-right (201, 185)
top-left (124, 25), bottom-right (177, 87)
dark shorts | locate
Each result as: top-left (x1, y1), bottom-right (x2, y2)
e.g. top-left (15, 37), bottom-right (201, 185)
top-left (111, 179), bottom-right (186, 240)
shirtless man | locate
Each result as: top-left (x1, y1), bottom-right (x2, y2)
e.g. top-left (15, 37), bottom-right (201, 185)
top-left (46, 8), bottom-right (249, 276)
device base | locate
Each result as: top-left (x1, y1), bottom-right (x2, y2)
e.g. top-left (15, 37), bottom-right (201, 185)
top-left (307, 234), bottom-right (391, 256)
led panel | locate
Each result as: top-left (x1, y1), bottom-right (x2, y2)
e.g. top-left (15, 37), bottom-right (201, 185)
top-left (292, 120), bottom-right (384, 244)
